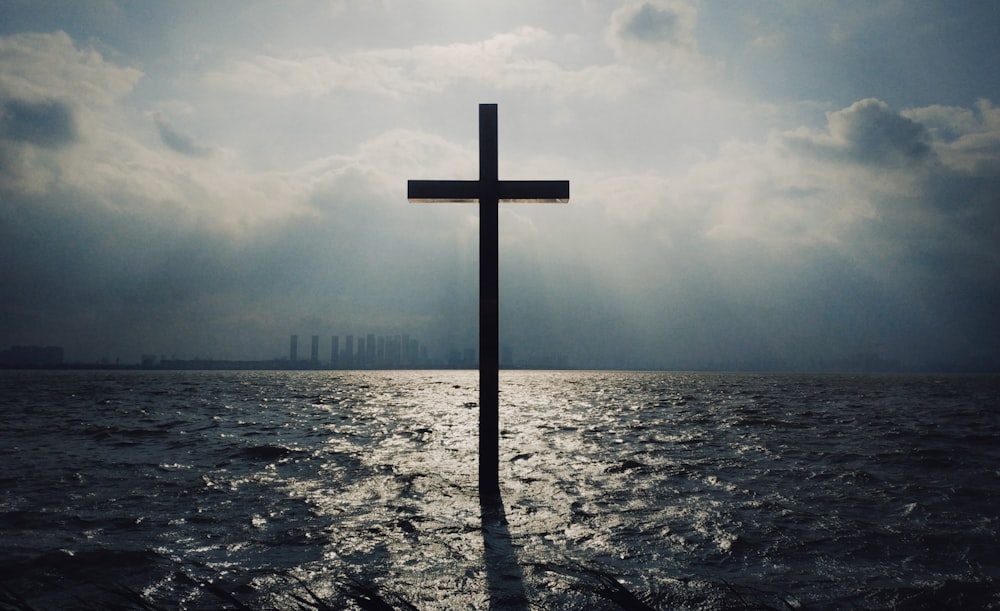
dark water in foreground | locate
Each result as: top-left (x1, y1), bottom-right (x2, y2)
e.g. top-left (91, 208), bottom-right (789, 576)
top-left (1, 370), bottom-right (998, 609)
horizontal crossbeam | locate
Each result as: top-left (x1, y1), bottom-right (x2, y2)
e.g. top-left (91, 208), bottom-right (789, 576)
top-left (408, 179), bottom-right (569, 203)
top-left (499, 180), bottom-right (569, 202)
top-left (408, 180), bottom-right (479, 202)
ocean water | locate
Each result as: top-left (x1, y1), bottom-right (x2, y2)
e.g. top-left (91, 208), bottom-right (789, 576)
top-left (1, 369), bottom-right (998, 609)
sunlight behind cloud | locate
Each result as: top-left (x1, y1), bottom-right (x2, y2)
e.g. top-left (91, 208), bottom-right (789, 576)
top-left (1, 2), bottom-right (999, 368)
top-left (206, 27), bottom-right (641, 100)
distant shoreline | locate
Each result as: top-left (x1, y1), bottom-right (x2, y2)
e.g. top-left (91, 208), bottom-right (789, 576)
top-left (1, 362), bottom-right (996, 374)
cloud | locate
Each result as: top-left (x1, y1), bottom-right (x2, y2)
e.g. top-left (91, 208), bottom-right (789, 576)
top-left (0, 31), bottom-right (142, 108)
top-left (0, 96), bottom-right (77, 193)
top-left (607, 0), bottom-right (709, 76)
top-left (152, 113), bottom-right (212, 157)
top-left (783, 98), bottom-right (934, 167)
top-left (614, 97), bottom-right (1000, 365)
top-left (206, 27), bottom-right (641, 99)
top-left (0, 98), bottom-right (76, 148)
top-left (641, 97), bottom-right (998, 261)
top-left (0, 31), bottom-right (143, 194)
top-left (906, 99), bottom-right (1000, 176)
top-left (612, 0), bottom-right (695, 47)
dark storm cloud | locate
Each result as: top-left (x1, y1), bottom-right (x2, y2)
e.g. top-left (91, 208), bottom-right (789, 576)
top-left (0, 98), bottom-right (76, 148)
top-left (621, 3), bottom-right (684, 44)
top-left (785, 98), bottom-right (933, 166)
top-left (153, 115), bottom-right (211, 157)
top-left (609, 0), bottom-right (699, 62)
top-left (833, 99), bottom-right (933, 164)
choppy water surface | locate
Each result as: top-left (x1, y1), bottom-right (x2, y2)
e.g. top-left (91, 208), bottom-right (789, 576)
top-left (1, 370), bottom-right (998, 609)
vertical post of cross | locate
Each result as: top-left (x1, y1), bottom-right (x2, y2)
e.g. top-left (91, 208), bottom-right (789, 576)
top-left (479, 104), bottom-right (501, 499)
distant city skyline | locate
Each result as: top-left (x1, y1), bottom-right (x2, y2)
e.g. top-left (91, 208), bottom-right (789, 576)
top-left (2, 336), bottom-right (990, 373)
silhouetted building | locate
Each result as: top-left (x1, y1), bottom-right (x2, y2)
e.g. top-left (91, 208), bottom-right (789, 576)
top-left (366, 333), bottom-right (376, 365)
top-left (310, 335), bottom-right (319, 364)
top-left (345, 335), bottom-right (354, 367)
top-left (389, 335), bottom-right (402, 367)
top-left (289, 335), bottom-right (298, 363)
top-left (330, 336), bottom-right (339, 367)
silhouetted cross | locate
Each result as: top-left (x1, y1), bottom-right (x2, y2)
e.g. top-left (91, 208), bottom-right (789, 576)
top-left (408, 104), bottom-right (569, 499)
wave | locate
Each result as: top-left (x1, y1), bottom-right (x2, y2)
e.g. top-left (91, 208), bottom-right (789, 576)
top-left (231, 443), bottom-right (308, 461)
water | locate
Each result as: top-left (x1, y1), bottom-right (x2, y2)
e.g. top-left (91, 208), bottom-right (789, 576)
top-left (1, 370), bottom-right (998, 609)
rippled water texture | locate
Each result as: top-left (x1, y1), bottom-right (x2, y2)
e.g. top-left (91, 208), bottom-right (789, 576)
top-left (1, 370), bottom-right (998, 609)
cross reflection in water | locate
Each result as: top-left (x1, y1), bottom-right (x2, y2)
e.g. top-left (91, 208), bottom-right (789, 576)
top-left (480, 490), bottom-right (529, 611)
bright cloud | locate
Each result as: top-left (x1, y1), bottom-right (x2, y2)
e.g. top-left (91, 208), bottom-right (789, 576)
top-left (207, 27), bottom-right (641, 100)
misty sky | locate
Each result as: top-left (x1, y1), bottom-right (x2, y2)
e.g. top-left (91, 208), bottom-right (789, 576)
top-left (1, 1), bottom-right (998, 369)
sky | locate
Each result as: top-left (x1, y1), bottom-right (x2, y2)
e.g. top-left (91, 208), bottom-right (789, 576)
top-left (1, 0), bottom-right (998, 370)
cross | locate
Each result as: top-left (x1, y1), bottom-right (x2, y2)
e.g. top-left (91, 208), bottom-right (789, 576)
top-left (408, 104), bottom-right (569, 499)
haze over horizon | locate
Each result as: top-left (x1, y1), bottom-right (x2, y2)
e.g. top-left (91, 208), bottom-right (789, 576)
top-left (2, 1), bottom-right (998, 370)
